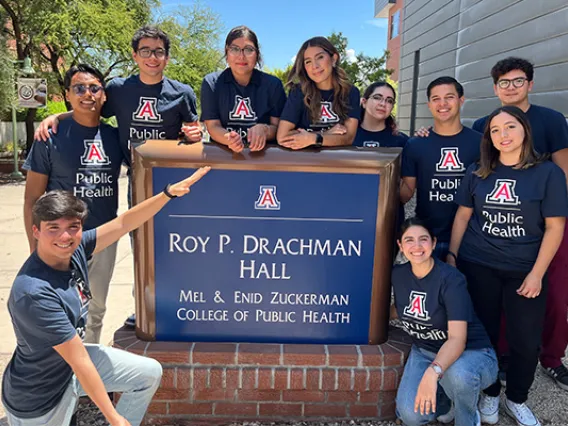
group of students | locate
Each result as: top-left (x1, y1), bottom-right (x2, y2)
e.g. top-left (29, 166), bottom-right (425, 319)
top-left (0, 22), bottom-right (566, 426)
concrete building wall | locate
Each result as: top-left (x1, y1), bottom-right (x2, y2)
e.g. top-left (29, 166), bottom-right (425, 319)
top-left (397, 0), bottom-right (568, 134)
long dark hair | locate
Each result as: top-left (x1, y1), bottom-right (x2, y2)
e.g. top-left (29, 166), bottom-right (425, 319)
top-left (224, 25), bottom-right (263, 68)
top-left (286, 36), bottom-right (352, 123)
top-left (361, 81), bottom-right (398, 132)
top-left (475, 106), bottom-right (542, 179)
top-left (398, 217), bottom-right (435, 242)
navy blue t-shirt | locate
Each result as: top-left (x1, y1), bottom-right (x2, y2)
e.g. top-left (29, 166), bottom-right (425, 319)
top-left (200, 68), bottom-right (286, 144)
top-left (401, 127), bottom-right (482, 242)
top-left (456, 161), bottom-right (568, 271)
top-left (353, 126), bottom-right (408, 148)
top-left (2, 230), bottom-right (96, 418)
top-left (473, 104), bottom-right (568, 155)
top-left (392, 258), bottom-right (492, 353)
top-left (280, 85), bottom-right (361, 132)
top-left (102, 75), bottom-right (199, 166)
top-left (24, 118), bottom-right (123, 230)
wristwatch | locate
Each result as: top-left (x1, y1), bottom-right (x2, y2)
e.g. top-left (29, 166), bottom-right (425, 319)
top-left (430, 362), bottom-right (443, 380)
top-left (314, 132), bottom-right (324, 147)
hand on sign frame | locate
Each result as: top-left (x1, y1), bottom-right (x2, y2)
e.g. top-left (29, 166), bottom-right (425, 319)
top-left (181, 122), bottom-right (203, 143)
top-left (279, 128), bottom-right (317, 150)
top-left (168, 167), bottom-right (211, 197)
top-left (324, 123), bottom-right (347, 135)
top-left (414, 368), bottom-right (438, 415)
top-left (517, 271), bottom-right (542, 298)
top-left (224, 130), bottom-right (245, 153)
top-left (247, 124), bottom-right (268, 152)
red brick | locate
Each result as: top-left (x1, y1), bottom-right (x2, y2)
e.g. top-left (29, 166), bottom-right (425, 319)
top-left (238, 389), bottom-right (281, 401)
top-left (354, 370), bottom-right (368, 391)
top-left (327, 391), bottom-right (357, 403)
top-left (193, 388), bottom-right (234, 401)
top-left (209, 367), bottom-right (224, 388)
top-left (388, 340), bottom-right (411, 358)
top-left (359, 391), bottom-right (379, 404)
top-left (304, 404), bottom-right (347, 417)
top-left (257, 368), bottom-right (273, 389)
top-left (112, 326), bottom-right (135, 341)
top-left (321, 369), bottom-right (336, 390)
top-left (147, 402), bottom-right (167, 414)
top-left (306, 369), bottom-right (320, 390)
top-left (274, 368), bottom-right (288, 390)
top-left (161, 368), bottom-right (175, 389)
top-left (127, 340), bottom-right (147, 355)
top-left (381, 343), bottom-right (403, 367)
top-left (337, 369), bottom-right (352, 390)
top-left (327, 345), bottom-right (359, 366)
top-left (238, 343), bottom-right (281, 365)
top-left (192, 368), bottom-right (208, 390)
top-left (214, 402), bottom-right (257, 416)
top-left (283, 344), bottom-right (325, 366)
top-left (226, 368), bottom-right (240, 390)
top-left (177, 368), bottom-right (192, 389)
top-left (282, 390), bottom-right (325, 402)
top-left (383, 368), bottom-right (397, 390)
top-left (242, 368), bottom-right (257, 389)
top-left (350, 404), bottom-right (379, 418)
top-left (380, 390), bottom-right (397, 404)
top-left (290, 368), bottom-right (304, 390)
top-left (193, 342), bottom-right (236, 365)
top-left (112, 336), bottom-right (138, 350)
top-left (369, 370), bottom-right (382, 390)
top-left (360, 345), bottom-right (382, 367)
top-left (259, 403), bottom-right (302, 416)
top-left (169, 402), bottom-right (213, 415)
top-left (381, 401), bottom-right (397, 419)
top-left (154, 388), bottom-right (188, 400)
top-left (146, 341), bottom-right (191, 363)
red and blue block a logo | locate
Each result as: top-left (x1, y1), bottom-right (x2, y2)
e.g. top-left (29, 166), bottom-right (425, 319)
top-left (254, 185), bottom-right (281, 210)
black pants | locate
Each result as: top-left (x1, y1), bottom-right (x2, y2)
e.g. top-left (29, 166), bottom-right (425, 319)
top-left (457, 258), bottom-right (548, 403)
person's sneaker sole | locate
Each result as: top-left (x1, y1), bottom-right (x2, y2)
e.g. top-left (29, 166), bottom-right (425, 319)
top-left (542, 365), bottom-right (568, 391)
top-left (504, 402), bottom-right (541, 426)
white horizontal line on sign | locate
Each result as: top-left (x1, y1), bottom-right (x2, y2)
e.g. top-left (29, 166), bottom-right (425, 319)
top-left (169, 214), bottom-right (364, 223)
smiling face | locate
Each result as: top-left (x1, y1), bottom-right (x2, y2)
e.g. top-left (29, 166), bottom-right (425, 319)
top-left (303, 46), bottom-right (337, 90)
top-left (427, 83), bottom-right (463, 123)
top-left (33, 217), bottom-right (83, 267)
top-left (226, 36), bottom-right (258, 80)
top-left (398, 225), bottom-right (436, 266)
top-left (362, 85), bottom-right (395, 121)
top-left (132, 37), bottom-right (169, 80)
top-left (494, 69), bottom-right (533, 107)
top-left (489, 111), bottom-right (525, 156)
top-left (66, 72), bottom-right (106, 117)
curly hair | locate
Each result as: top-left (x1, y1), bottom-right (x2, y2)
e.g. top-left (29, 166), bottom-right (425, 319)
top-left (490, 57), bottom-right (534, 84)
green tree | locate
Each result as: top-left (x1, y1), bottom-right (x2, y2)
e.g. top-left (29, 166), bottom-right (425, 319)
top-left (328, 31), bottom-right (392, 90)
top-left (0, 31), bottom-right (15, 114)
top-left (265, 64), bottom-right (292, 93)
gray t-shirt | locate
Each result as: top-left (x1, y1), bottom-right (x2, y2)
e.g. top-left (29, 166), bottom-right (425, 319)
top-left (1, 230), bottom-right (96, 418)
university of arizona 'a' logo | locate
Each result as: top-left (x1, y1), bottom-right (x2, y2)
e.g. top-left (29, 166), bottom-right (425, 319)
top-left (132, 97), bottom-right (162, 123)
top-left (403, 291), bottom-right (430, 321)
top-left (319, 102), bottom-right (340, 124)
top-left (486, 179), bottom-right (520, 206)
top-left (436, 148), bottom-right (464, 172)
top-left (80, 140), bottom-right (110, 166)
top-left (229, 96), bottom-right (257, 120)
top-left (254, 185), bottom-right (281, 210)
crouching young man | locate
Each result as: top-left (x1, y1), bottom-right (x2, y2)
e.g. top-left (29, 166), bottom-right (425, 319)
top-left (1, 166), bottom-right (210, 426)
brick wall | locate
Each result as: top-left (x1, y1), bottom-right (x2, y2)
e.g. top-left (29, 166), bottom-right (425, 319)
top-left (113, 327), bottom-right (411, 425)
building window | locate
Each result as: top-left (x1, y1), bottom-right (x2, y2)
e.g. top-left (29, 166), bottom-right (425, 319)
top-left (390, 10), bottom-right (400, 39)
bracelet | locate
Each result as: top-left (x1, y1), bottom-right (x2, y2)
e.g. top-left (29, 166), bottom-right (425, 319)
top-left (163, 184), bottom-right (177, 199)
top-left (447, 251), bottom-right (457, 260)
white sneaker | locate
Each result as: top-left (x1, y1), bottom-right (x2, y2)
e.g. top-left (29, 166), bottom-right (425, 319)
top-left (478, 393), bottom-right (499, 424)
top-left (436, 403), bottom-right (454, 423)
top-left (504, 399), bottom-right (541, 426)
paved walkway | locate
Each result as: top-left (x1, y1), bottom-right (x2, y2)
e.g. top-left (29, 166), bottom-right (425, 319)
top-left (0, 175), bottom-right (566, 425)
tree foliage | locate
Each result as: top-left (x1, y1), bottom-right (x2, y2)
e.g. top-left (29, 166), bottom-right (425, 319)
top-left (0, 31), bottom-right (15, 113)
top-left (265, 64), bottom-right (293, 93)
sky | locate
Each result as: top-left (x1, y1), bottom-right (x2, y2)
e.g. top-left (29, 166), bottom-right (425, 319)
top-left (159, 0), bottom-right (389, 70)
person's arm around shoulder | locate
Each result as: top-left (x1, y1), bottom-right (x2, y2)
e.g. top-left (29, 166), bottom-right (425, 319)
top-left (34, 112), bottom-right (73, 142)
top-left (93, 167), bottom-right (210, 255)
top-left (53, 335), bottom-right (130, 426)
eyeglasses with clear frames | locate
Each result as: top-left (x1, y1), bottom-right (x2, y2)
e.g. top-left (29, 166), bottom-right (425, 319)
top-left (497, 77), bottom-right (528, 89)
top-left (137, 48), bottom-right (167, 59)
top-left (227, 45), bottom-right (257, 57)
top-left (369, 94), bottom-right (395, 106)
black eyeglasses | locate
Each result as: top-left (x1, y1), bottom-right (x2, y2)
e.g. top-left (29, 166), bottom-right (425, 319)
top-left (369, 94), bottom-right (395, 106)
top-left (137, 47), bottom-right (167, 59)
top-left (71, 84), bottom-right (104, 96)
top-left (497, 77), bottom-right (528, 89)
top-left (227, 45), bottom-right (257, 57)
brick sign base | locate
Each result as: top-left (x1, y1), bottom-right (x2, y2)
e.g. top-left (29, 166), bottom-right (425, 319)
top-left (112, 327), bottom-right (411, 426)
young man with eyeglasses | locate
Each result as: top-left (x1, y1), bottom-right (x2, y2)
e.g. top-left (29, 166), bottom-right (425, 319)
top-left (23, 64), bottom-right (124, 346)
top-left (35, 26), bottom-right (203, 329)
top-left (472, 58), bottom-right (568, 416)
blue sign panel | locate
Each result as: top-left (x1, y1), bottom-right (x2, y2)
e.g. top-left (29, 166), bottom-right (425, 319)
top-left (152, 167), bottom-right (380, 344)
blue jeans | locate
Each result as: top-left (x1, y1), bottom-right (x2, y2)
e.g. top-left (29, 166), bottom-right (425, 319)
top-left (3, 344), bottom-right (162, 426)
top-left (396, 345), bottom-right (498, 426)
